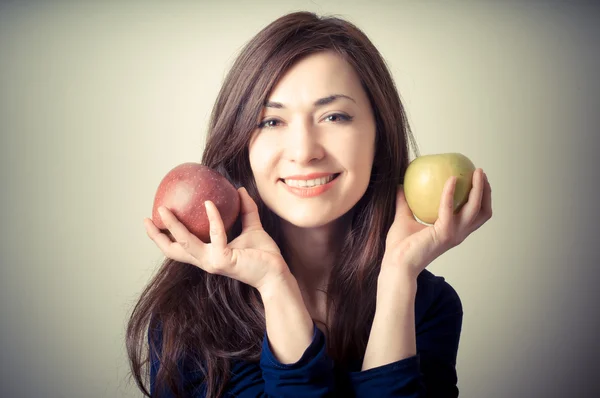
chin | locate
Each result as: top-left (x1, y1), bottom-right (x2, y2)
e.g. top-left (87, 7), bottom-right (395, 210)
top-left (276, 207), bottom-right (354, 230)
top-left (287, 217), bottom-right (337, 229)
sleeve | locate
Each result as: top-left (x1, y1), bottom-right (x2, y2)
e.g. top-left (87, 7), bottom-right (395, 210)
top-left (259, 322), bottom-right (336, 396)
top-left (347, 278), bottom-right (463, 398)
top-left (149, 321), bottom-right (337, 397)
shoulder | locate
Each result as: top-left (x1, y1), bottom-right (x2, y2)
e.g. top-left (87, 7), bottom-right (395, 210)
top-left (414, 269), bottom-right (463, 327)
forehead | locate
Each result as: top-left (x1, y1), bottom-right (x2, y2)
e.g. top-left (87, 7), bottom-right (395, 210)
top-left (267, 51), bottom-right (365, 104)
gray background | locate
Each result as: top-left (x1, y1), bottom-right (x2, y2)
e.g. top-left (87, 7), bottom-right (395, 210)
top-left (1, 1), bottom-right (598, 397)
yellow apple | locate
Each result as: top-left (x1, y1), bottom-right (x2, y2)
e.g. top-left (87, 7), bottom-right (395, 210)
top-left (403, 153), bottom-right (476, 224)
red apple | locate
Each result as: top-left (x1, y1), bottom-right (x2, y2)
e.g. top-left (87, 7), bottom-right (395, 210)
top-left (151, 162), bottom-right (240, 243)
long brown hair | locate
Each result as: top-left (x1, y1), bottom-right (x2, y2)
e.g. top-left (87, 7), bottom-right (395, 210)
top-left (126, 11), bottom-right (419, 398)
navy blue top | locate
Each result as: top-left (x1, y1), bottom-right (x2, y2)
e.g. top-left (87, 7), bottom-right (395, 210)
top-left (149, 269), bottom-right (463, 397)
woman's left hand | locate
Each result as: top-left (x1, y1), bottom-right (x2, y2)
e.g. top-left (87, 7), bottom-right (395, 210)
top-left (381, 168), bottom-right (493, 280)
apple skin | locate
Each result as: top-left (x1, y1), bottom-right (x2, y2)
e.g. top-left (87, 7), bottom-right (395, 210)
top-left (151, 163), bottom-right (240, 243)
top-left (403, 153), bottom-right (476, 224)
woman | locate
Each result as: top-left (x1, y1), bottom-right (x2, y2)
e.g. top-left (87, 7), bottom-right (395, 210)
top-left (126, 11), bottom-right (492, 398)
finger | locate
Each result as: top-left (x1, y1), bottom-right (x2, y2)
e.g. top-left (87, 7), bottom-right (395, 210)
top-left (157, 206), bottom-right (205, 256)
top-left (471, 172), bottom-right (493, 231)
top-left (458, 168), bottom-right (485, 226)
top-left (205, 200), bottom-right (228, 249)
top-left (437, 176), bottom-right (457, 222)
top-left (239, 187), bottom-right (263, 232)
top-left (144, 217), bottom-right (197, 264)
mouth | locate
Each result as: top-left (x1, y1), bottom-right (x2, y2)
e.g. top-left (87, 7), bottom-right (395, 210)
top-left (278, 173), bottom-right (341, 198)
top-left (280, 173), bottom-right (341, 188)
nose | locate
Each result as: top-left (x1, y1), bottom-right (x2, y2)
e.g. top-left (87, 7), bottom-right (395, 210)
top-left (284, 120), bottom-right (325, 165)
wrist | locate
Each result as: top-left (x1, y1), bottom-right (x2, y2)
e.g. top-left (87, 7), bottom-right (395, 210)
top-left (258, 269), bottom-right (297, 300)
top-left (378, 262), bottom-right (418, 284)
top-left (364, 269), bottom-right (418, 371)
top-left (380, 251), bottom-right (432, 282)
top-left (376, 267), bottom-right (418, 302)
top-left (257, 269), bottom-right (314, 364)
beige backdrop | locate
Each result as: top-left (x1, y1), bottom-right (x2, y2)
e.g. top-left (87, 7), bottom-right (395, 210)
top-left (1, 1), bottom-right (598, 397)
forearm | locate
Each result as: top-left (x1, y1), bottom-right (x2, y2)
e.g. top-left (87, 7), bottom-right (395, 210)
top-left (362, 270), bottom-right (418, 371)
top-left (259, 272), bottom-right (315, 364)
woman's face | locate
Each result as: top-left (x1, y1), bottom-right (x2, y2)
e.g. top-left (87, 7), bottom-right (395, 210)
top-left (248, 51), bottom-right (376, 228)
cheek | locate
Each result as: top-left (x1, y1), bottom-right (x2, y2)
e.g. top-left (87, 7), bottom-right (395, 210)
top-left (248, 156), bottom-right (265, 185)
top-left (342, 130), bottom-right (376, 175)
top-left (248, 139), bottom-right (277, 182)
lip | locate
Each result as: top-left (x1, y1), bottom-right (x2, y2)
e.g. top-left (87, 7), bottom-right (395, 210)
top-left (280, 173), bottom-right (340, 198)
top-left (281, 172), bottom-right (336, 180)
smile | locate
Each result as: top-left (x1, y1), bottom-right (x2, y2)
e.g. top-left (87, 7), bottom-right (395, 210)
top-left (279, 173), bottom-right (340, 198)
top-left (283, 174), bottom-right (337, 187)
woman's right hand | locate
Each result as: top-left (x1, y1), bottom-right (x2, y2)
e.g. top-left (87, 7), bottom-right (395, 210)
top-left (144, 187), bottom-right (290, 293)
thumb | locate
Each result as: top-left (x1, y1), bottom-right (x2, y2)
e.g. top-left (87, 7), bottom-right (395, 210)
top-left (238, 187), bottom-right (263, 232)
top-left (388, 185), bottom-right (426, 243)
top-left (394, 185), bottom-right (415, 222)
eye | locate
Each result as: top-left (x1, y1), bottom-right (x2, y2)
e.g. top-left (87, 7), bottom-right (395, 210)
top-left (257, 119), bottom-right (282, 129)
top-left (323, 113), bottom-right (353, 123)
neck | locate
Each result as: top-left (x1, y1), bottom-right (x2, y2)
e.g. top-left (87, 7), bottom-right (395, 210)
top-left (280, 212), bottom-right (353, 294)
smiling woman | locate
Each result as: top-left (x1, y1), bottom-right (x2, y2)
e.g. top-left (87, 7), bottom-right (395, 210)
top-left (126, 10), bottom-right (492, 398)
top-left (249, 51), bottom-right (376, 228)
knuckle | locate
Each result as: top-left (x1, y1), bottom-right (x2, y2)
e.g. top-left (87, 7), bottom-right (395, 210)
top-left (160, 217), bottom-right (171, 228)
top-left (179, 239), bottom-right (190, 250)
top-left (205, 249), bottom-right (233, 275)
top-left (157, 245), bottom-right (174, 259)
top-left (482, 210), bottom-right (492, 222)
top-left (468, 212), bottom-right (479, 226)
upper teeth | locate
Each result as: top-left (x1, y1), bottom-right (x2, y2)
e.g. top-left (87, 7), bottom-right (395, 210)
top-left (284, 175), bottom-right (335, 188)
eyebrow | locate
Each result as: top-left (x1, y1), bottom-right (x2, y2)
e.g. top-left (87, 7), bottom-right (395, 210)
top-left (264, 94), bottom-right (356, 109)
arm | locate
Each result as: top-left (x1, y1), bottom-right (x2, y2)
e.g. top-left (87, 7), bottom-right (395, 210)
top-left (148, 274), bottom-right (336, 397)
top-left (349, 270), bottom-right (462, 397)
top-left (259, 271), bottom-right (315, 363)
top-left (258, 272), bottom-right (337, 396)
top-left (145, 189), bottom-right (337, 396)
top-left (361, 271), bottom-right (418, 371)
top-left (346, 172), bottom-right (490, 396)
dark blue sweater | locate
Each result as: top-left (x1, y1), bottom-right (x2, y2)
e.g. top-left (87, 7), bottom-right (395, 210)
top-left (149, 269), bottom-right (463, 397)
